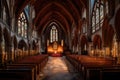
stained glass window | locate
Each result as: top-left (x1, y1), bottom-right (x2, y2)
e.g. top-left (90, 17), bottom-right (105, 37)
top-left (3, 7), bottom-right (7, 22)
top-left (96, 8), bottom-right (99, 24)
top-left (82, 21), bottom-right (87, 35)
top-left (92, 15), bottom-right (95, 33)
top-left (100, 4), bottom-right (104, 27)
top-left (106, 1), bottom-right (109, 14)
top-left (18, 12), bottom-right (28, 38)
top-left (50, 25), bottom-right (58, 43)
top-left (91, 0), bottom-right (95, 10)
top-left (100, 5), bottom-right (104, 20)
top-left (92, 0), bottom-right (106, 33)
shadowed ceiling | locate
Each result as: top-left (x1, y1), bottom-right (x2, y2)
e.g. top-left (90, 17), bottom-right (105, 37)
top-left (15, 0), bottom-right (87, 36)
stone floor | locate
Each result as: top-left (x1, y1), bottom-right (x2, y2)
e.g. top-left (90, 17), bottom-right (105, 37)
top-left (39, 56), bottom-right (84, 80)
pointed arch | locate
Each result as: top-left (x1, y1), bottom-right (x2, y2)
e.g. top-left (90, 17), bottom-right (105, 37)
top-left (17, 11), bottom-right (28, 38)
top-left (50, 24), bottom-right (58, 43)
top-left (80, 35), bottom-right (88, 50)
top-left (18, 39), bottom-right (28, 50)
top-left (93, 34), bottom-right (102, 49)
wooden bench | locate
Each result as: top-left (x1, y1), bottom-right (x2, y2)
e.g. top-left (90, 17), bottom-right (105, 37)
top-left (15, 54), bottom-right (48, 74)
top-left (66, 55), bottom-right (116, 80)
top-left (81, 64), bottom-right (120, 80)
top-left (6, 64), bottom-right (37, 80)
top-left (100, 66), bottom-right (120, 80)
top-left (81, 59), bottom-right (115, 80)
top-left (0, 68), bottom-right (34, 80)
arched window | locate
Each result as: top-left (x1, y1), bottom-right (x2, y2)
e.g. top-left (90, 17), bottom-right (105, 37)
top-left (82, 8), bottom-right (86, 18)
top-left (100, 4), bottom-right (104, 27)
top-left (82, 8), bottom-right (87, 35)
top-left (92, 13), bottom-right (95, 33)
top-left (90, 0), bottom-right (95, 11)
top-left (92, 0), bottom-right (106, 33)
top-left (3, 7), bottom-right (7, 22)
top-left (50, 25), bottom-right (58, 43)
top-left (18, 12), bottom-right (28, 38)
top-left (82, 19), bottom-right (87, 35)
top-left (106, 1), bottom-right (109, 14)
top-left (96, 8), bottom-right (99, 30)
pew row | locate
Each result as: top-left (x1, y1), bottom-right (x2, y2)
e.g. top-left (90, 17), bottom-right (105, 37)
top-left (0, 68), bottom-right (34, 80)
top-left (0, 54), bottom-right (48, 80)
top-left (15, 54), bottom-right (48, 74)
top-left (6, 64), bottom-right (37, 80)
top-left (66, 55), bottom-right (120, 80)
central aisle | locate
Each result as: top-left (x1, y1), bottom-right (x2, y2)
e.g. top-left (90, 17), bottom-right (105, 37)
top-left (40, 57), bottom-right (83, 80)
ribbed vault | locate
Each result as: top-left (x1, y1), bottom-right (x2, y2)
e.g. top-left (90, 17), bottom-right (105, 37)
top-left (15, 0), bottom-right (87, 36)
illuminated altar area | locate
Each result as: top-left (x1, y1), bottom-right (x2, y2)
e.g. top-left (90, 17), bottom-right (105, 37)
top-left (47, 41), bottom-right (63, 57)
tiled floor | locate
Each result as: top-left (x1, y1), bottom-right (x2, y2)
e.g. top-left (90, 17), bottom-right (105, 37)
top-left (40, 56), bottom-right (83, 80)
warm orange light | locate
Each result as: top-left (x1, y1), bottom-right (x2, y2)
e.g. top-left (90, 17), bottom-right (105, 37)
top-left (47, 45), bottom-right (63, 53)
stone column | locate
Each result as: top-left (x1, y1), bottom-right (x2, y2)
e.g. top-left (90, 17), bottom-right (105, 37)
top-left (117, 41), bottom-right (120, 63)
top-left (0, 26), bottom-right (3, 65)
top-left (7, 43), bottom-right (12, 64)
top-left (0, 42), bottom-right (3, 65)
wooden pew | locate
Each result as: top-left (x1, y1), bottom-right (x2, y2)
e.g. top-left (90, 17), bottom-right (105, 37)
top-left (15, 54), bottom-right (48, 74)
top-left (6, 54), bottom-right (49, 80)
top-left (0, 68), bottom-right (34, 80)
top-left (100, 65), bottom-right (120, 80)
top-left (6, 64), bottom-right (37, 80)
top-left (80, 57), bottom-right (115, 80)
top-left (66, 55), bottom-right (117, 80)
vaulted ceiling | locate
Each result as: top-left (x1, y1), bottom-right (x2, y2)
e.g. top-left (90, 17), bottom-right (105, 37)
top-left (15, 0), bottom-right (88, 36)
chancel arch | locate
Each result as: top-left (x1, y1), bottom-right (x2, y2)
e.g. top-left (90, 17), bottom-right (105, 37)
top-left (43, 22), bottom-right (64, 56)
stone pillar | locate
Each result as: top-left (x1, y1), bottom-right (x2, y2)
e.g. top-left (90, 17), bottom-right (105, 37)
top-left (88, 42), bottom-right (93, 56)
top-left (9, 0), bottom-right (15, 32)
top-left (38, 38), bottom-right (41, 54)
top-left (0, 42), bottom-right (2, 64)
top-left (7, 43), bottom-right (12, 63)
top-left (117, 41), bottom-right (120, 63)
top-left (0, 26), bottom-right (3, 65)
top-left (27, 5), bottom-right (34, 55)
top-left (0, 0), bottom-right (2, 18)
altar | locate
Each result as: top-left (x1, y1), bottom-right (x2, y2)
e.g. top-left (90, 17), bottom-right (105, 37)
top-left (47, 41), bottom-right (63, 57)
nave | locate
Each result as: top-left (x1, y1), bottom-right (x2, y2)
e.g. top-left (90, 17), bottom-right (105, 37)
top-left (40, 57), bottom-right (83, 80)
top-left (1, 0), bottom-right (120, 80)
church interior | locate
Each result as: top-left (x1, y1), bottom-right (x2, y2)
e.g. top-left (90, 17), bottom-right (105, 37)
top-left (0, 0), bottom-right (120, 80)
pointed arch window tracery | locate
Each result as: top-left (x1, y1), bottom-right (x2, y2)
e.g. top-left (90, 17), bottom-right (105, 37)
top-left (18, 12), bottom-right (28, 38)
top-left (50, 25), bottom-right (58, 43)
top-left (91, 0), bottom-right (108, 33)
